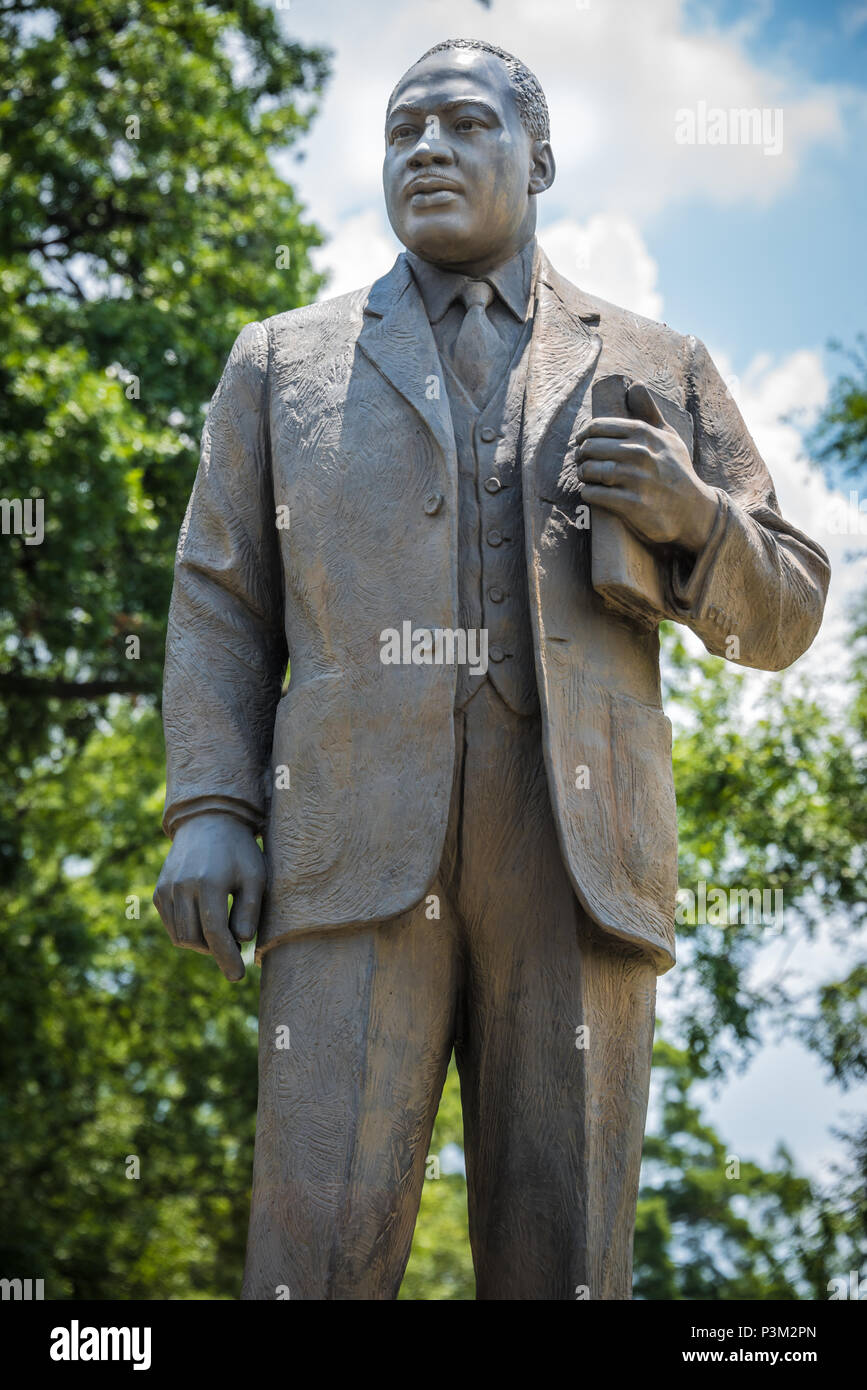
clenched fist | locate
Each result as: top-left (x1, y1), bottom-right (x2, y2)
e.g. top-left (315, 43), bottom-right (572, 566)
top-left (153, 812), bottom-right (266, 981)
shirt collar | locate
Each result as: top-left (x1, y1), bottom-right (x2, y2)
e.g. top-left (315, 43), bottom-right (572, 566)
top-left (405, 238), bottom-right (536, 325)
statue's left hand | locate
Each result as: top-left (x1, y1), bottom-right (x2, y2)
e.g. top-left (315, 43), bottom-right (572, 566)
top-left (573, 382), bottom-right (719, 554)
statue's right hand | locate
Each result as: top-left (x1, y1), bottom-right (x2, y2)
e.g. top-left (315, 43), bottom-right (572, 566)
top-left (152, 812), bottom-right (266, 982)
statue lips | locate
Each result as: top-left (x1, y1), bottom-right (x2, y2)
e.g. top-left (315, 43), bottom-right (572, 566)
top-left (406, 174), bottom-right (462, 208)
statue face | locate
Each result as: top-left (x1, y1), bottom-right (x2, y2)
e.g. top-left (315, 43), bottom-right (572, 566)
top-left (383, 49), bottom-right (548, 270)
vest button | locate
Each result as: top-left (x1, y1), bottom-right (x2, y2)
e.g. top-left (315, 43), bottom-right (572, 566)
top-left (479, 426), bottom-right (498, 443)
top-left (483, 476), bottom-right (502, 494)
top-left (488, 586), bottom-right (505, 603)
top-left (423, 493), bottom-right (444, 516)
top-left (486, 528), bottom-right (503, 547)
top-left (489, 645), bottom-right (506, 663)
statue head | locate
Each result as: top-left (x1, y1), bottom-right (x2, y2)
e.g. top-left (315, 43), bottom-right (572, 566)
top-left (383, 38), bottom-right (556, 274)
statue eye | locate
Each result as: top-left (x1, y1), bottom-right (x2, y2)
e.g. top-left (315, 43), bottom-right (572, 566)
top-left (454, 118), bottom-right (480, 133)
top-left (391, 125), bottom-right (417, 143)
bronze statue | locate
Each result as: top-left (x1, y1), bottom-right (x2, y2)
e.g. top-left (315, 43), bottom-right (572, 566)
top-left (153, 39), bottom-right (829, 1300)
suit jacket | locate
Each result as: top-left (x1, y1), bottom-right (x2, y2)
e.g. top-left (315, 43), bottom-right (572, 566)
top-left (161, 247), bottom-right (829, 972)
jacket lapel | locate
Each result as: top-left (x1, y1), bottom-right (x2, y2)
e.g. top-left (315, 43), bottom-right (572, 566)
top-left (357, 246), bottom-right (603, 528)
top-left (521, 249), bottom-right (603, 486)
top-left (357, 254), bottom-right (456, 466)
top-left (520, 250), bottom-right (604, 660)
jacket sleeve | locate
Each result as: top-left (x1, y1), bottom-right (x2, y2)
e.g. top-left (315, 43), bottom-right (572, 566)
top-left (161, 320), bottom-right (288, 837)
top-left (667, 335), bottom-right (830, 671)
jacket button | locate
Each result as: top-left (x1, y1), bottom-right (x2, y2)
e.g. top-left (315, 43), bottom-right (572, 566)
top-left (483, 476), bottom-right (502, 494)
top-left (489, 645), bottom-right (505, 662)
top-left (488, 586), bottom-right (505, 603)
top-left (480, 426), bottom-right (498, 443)
top-left (486, 528), bottom-right (503, 547)
top-left (424, 493), bottom-right (444, 516)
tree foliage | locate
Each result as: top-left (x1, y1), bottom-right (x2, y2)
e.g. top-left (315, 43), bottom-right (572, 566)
top-left (0, 0), bottom-right (327, 776)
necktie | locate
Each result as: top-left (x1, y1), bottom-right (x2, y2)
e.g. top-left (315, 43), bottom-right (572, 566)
top-left (451, 280), bottom-right (511, 408)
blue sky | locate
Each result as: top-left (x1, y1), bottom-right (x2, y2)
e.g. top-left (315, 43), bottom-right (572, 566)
top-left (653, 0), bottom-right (867, 363)
top-left (270, 0), bottom-right (867, 1186)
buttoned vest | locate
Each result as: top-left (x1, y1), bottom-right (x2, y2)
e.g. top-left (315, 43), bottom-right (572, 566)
top-left (441, 318), bottom-right (540, 716)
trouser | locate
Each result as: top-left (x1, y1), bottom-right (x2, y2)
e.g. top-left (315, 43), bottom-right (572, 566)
top-left (242, 680), bottom-right (657, 1300)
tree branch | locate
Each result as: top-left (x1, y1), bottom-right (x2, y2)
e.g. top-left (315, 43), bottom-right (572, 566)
top-left (0, 674), bottom-right (155, 698)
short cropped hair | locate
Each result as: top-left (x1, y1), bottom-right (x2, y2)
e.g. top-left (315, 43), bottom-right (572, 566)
top-left (389, 38), bottom-right (550, 143)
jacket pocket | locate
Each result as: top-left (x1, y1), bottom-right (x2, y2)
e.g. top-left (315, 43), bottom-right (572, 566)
top-left (548, 672), bottom-right (678, 960)
top-left (265, 672), bottom-right (350, 881)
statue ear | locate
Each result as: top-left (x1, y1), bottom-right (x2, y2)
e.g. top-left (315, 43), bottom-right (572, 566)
top-left (529, 140), bottom-right (556, 195)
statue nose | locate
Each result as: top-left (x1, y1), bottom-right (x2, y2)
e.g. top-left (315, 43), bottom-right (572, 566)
top-left (411, 147), bottom-right (452, 165)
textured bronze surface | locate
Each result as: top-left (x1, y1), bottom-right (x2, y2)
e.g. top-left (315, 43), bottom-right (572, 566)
top-left (154, 38), bottom-right (829, 1300)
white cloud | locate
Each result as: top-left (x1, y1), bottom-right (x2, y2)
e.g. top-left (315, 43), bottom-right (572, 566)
top-left (311, 207), bottom-right (399, 299)
top-left (311, 204), bottom-right (665, 318)
top-left (662, 341), bottom-right (859, 737)
top-left (683, 344), bottom-right (866, 711)
top-left (843, 2), bottom-right (867, 37)
top-left (540, 214), bottom-right (664, 318)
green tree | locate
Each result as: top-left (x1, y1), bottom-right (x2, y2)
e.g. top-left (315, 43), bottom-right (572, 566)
top-left (811, 335), bottom-right (867, 486)
top-left (0, 0), bottom-right (327, 780)
top-left (662, 627), bottom-right (867, 1087)
top-left (400, 1060), bottom-right (475, 1301)
top-left (0, 0), bottom-right (327, 1297)
top-left (634, 1040), bottom-right (866, 1301)
top-left (0, 705), bottom-right (261, 1296)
